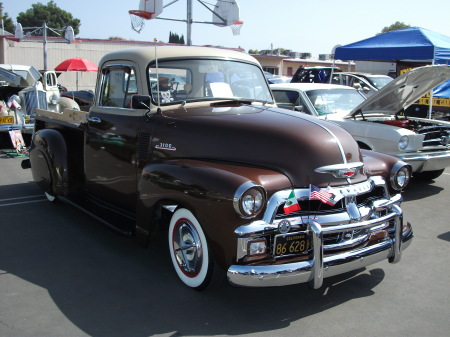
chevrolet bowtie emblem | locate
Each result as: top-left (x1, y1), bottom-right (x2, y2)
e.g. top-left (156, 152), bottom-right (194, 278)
top-left (315, 162), bottom-right (364, 179)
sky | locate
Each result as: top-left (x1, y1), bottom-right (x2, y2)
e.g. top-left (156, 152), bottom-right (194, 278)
top-left (4, 0), bottom-right (450, 58)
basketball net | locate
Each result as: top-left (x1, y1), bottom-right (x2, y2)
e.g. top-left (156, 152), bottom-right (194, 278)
top-left (230, 21), bottom-right (243, 36)
top-left (129, 10), bottom-right (152, 33)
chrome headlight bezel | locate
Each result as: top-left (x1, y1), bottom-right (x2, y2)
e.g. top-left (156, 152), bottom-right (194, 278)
top-left (233, 181), bottom-right (266, 219)
top-left (398, 135), bottom-right (409, 151)
top-left (390, 161), bottom-right (412, 191)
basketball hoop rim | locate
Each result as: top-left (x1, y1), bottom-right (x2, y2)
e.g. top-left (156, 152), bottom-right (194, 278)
top-left (129, 10), bottom-right (154, 20)
top-left (232, 20), bottom-right (244, 25)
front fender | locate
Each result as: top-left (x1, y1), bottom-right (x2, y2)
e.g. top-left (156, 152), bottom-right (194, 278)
top-left (136, 159), bottom-right (291, 268)
top-left (361, 149), bottom-right (411, 184)
top-left (29, 129), bottom-right (70, 196)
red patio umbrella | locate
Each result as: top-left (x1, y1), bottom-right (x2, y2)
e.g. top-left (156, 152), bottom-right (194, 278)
top-left (54, 57), bottom-right (98, 90)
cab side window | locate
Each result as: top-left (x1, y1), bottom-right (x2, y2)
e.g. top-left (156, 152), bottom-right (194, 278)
top-left (99, 66), bottom-right (136, 108)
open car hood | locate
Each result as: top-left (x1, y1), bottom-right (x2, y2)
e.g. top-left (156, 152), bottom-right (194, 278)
top-left (0, 64), bottom-right (41, 88)
top-left (348, 65), bottom-right (450, 117)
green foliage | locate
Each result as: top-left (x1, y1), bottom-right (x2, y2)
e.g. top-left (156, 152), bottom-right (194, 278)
top-left (378, 21), bottom-right (411, 35)
top-left (169, 31), bottom-right (185, 44)
top-left (0, 2), bottom-right (15, 33)
top-left (17, 1), bottom-right (80, 36)
top-left (248, 49), bottom-right (259, 54)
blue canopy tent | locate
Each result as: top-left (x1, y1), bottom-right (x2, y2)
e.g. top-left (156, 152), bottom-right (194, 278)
top-left (333, 27), bottom-right (450, 117)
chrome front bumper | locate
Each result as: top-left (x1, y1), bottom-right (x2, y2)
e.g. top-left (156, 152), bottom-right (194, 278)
top-left (228, 226), bottom-right (412, 288)
top-left (399, 150), bottom-right (450, 172)
top-left (227, 179), bottom-right (413, 288)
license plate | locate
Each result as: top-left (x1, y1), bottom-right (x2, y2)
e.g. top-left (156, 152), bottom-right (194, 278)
top-left (0, 116), bottom-right (14, 125)
top-left (274, 232), bottom-right (310, 257)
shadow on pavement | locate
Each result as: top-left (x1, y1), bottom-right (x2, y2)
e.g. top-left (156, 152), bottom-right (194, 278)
top-left (0, 182), bottom-right (386, 337)
top-left (401, 178), bottom-right (444, 202)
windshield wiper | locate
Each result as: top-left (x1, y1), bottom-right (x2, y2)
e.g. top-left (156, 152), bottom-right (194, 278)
top-left (210, 98), bottom-right (270, 106)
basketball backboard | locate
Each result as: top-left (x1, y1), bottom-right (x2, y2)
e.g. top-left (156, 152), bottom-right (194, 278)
top-left (64, 26), bottom-right (75, 43)
top-left (15, 23), bottom-right (23, 40)
top-left (212, 0), bottom-right (240, 26)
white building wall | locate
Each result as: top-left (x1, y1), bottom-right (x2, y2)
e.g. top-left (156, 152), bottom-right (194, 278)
top-left (1, 38), bottom-right (158, 91)
top-left (354, 61), bottom-right (396, 75)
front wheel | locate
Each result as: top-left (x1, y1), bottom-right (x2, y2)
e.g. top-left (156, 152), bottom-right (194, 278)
top-left (168, 208), bottom-right (215, 290)
top-left (413, 169), bottom-right (445, 181)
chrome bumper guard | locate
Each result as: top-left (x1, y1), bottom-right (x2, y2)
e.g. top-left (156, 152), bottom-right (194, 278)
top-left (227, 180), bottom-right (413, 288)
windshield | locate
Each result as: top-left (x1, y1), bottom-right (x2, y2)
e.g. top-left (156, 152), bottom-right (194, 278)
top-left (148, 59), bottom-right (273, 105)
top-left (305, 89), bottom-right (365, 115)
top-left (366, 76), bottom-right (393, 89)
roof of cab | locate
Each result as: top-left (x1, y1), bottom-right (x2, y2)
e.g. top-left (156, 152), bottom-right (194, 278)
top-left (99, 45), bottom-right (259, 67)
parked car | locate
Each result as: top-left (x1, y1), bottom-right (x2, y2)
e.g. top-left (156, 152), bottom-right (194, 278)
top-left (291, 66), bottom-right (341, 84)
top-left (0, 64), bottom-right (62, 135)
top-left (330, 72), bottom-right (393, 97)
top-left (268, 76), bottom-right (292, 84)
top-left (271, 65), bottom-right (450, 180)
top-left (61, 90), bottom-right (94, 112)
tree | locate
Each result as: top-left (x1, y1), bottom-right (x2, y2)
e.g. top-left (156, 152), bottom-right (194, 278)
top-left (0, 2), bottom-right (15, 34)
top-left (378, 21), bottom-right (411, 35)
top-left (17, 1), bottom-right (81, 36)
top-left (168, 31), bottom-right (185, 44)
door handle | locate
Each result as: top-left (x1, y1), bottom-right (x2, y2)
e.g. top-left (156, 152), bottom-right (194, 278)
top-left (86, 116), bottom-right (101, 123)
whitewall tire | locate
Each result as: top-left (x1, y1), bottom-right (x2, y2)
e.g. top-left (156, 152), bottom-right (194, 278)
top-left (168, 208), bottom-right (212, 290)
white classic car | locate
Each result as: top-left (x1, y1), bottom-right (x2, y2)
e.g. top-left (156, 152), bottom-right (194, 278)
top-left (271, 65), bottom-right (450, 180)
top-left (0, 64), bottom-right (63, 135)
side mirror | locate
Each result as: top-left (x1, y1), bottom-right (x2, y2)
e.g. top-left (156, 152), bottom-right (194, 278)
top-left (131, 95), bottom-right (151, 109)
top-left (294, 105), bottom-right (304, 112)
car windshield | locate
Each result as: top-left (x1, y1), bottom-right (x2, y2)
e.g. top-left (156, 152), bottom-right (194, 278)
top-left (148, 59), bottom-right (273, 105)
top-left (305, 89), bottom-right (365, 115)
top-left (366, 76), bottom-right (393, 89)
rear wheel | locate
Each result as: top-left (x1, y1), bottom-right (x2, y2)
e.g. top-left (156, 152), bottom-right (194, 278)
top-left (168, 208), bottom-right (215, 290)
top-left (413, 169), bottom-right (445, 181)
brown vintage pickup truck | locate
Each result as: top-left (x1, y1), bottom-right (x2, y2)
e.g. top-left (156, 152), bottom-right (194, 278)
top-left (22, 46), bottom-right (413, 290)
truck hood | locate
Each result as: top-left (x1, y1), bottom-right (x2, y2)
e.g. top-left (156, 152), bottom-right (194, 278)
top-left (153, 103), bottom-right (366, 187)
top-left (348, 65), bottom-right (450, 117)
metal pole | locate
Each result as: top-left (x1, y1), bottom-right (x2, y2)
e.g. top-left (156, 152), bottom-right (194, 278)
top-left (187, 0), bottom-right (192, 46)
top-left (428, 58), bottom-right (435, 119)
top-left (43, 22), bottom-right (48, 71)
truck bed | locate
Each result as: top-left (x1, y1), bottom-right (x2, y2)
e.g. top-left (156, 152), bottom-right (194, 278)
top-left (35, 108), bottom-right (87, 129)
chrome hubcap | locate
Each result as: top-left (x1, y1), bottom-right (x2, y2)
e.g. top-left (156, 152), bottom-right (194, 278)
top-left (173, 221), bottom-right (203, 276)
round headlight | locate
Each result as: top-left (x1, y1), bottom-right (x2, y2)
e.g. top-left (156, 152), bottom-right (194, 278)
top-left (398, 135), bottom-right (409, 151)
top-left (50, 93), bottom-right (61, 105)
top-left (390, 162), bottom-right (411, 191)
top-left (234, 182), bottom-right (266, 219)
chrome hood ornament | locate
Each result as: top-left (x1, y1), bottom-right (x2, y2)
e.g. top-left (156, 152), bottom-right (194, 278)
top-left (315, 162), bottom-right (364, 181)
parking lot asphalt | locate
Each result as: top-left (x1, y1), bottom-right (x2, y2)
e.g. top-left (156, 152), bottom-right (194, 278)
top-left (1, 150), bottom-right (450, 337)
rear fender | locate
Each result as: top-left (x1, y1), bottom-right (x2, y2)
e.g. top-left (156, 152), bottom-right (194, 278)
top-left (29, 129), bottom-right (70, 196)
